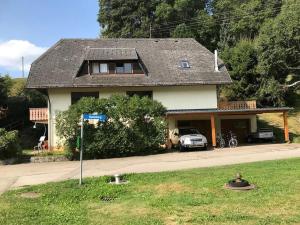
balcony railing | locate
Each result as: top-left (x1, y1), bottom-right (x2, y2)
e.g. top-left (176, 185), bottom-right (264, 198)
top-left (218, 100), bottom-right (257, 110)
top-left (29, 108), bottom-right (48, 122)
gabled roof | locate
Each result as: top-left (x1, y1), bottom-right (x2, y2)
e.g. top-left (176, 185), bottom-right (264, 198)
top-left (27, 38), bottom-right (232, 89)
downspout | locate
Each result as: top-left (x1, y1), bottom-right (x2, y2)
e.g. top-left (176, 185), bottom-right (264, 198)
top-left (45, 91), bottom-right (52, 150)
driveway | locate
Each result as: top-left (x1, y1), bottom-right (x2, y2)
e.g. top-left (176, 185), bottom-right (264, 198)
top-left (0, 143), bottom-right (300, 194)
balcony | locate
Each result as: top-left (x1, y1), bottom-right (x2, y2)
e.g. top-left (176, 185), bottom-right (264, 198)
top-left (218, 100), bottom-right (257, 110)
top-left (29, 108), bottom-right (48, 123)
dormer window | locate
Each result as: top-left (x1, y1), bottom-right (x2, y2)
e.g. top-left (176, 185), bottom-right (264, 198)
top-left (116, 63), bottom-right (132, 74)
top-left (180, 60), bottom-right (190, 68)
top-left (92, 62), bottom-right (108, 74)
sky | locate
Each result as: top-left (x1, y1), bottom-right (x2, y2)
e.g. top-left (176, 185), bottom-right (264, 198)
top-left (0, 0), bottom-right (100, 77)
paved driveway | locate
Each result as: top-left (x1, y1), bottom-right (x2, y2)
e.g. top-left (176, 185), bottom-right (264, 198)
top-left (0, 143), bottom-right (300, 194)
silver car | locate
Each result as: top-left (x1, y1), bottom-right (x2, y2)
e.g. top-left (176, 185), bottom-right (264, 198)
top-left (178, 128), bottom-right (208, 151)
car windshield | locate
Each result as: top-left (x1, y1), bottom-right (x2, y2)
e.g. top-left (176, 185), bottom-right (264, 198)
top-left (179, 128), bottom-right (200, 135)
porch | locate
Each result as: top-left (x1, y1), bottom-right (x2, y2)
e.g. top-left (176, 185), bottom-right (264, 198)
top-left (167, 100), bottom-right (291, 147)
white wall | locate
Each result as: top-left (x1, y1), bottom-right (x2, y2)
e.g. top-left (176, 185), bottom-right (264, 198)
top-left (153, 86), bottom-right (217, 110)
top-left (48, 89), bottom-right (71, 148)
top-left (47, 85), bottom-right (218, 148)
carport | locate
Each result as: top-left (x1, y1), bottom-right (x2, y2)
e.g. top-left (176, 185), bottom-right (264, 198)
top-left (167, 104), bottom-right (292, 148)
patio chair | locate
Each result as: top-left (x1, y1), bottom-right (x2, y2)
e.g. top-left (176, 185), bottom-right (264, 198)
top-left (34, 136), bottom-right (46, 153)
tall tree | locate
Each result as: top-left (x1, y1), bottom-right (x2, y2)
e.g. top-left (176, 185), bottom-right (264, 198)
top-left (220, 39), bottom-right (259, 101)
top-left (0, 74), bottom-right (12, 107)
top-left (213, 0), bottom-right (282, 49)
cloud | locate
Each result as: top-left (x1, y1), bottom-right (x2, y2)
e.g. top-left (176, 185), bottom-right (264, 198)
top-left (0, 40), bottom-right (48, 73)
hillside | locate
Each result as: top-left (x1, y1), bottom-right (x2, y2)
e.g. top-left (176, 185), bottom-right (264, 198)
top-left (258, 95), bottom-right (300, 143)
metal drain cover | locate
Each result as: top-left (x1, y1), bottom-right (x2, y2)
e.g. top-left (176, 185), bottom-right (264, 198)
top-left (100, 196), bottom-right (115, 202)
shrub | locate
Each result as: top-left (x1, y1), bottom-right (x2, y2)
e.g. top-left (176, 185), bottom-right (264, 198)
top-left (56, 95), bottom-right (167, 159)
top-left (0, 128), bottom-right (22, 159)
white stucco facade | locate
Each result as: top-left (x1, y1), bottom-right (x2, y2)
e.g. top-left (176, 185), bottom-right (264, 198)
top-left (47, 85), bottom-right (218, 148)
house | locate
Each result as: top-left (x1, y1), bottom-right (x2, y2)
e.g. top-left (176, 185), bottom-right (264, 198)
top-left (26, 38), bottom-right (291, 150)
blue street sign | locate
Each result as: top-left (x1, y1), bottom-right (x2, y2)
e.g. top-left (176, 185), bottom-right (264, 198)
top-left (83, 113), bottom-right (107, 122)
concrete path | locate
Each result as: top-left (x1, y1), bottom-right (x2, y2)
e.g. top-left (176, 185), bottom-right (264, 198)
top-left (0, 143), bottom-right (300, 194)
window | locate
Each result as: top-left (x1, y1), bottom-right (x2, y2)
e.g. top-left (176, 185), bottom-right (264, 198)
top-left (92, 62), bottom-right (108, 74)
top-left (126, 91), bottom-right (153, 99)
top-left (124, 63), bottom-right (132, 73)
top-left (116, 63), bottom-right (132, 74)
top-left (71, 92), bottom-right (99, 105)
top-left (100, 63), bottom-right (108, 73)
top-left (180, 60), bottom-right (190, 68)
top-left (92, 62), bottom-right (99, 73)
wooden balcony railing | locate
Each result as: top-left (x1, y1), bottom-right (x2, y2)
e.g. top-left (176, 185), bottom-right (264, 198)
top-left (218, 100), bottom-right (257, 110)
top-left (29, 108), bottom-right (48, 122)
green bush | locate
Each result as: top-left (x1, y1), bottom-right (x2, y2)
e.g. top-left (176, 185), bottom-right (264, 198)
top-left (0, 128), bottom-right (22, 159)
top-left (56, 95), bottom-right (167, 159)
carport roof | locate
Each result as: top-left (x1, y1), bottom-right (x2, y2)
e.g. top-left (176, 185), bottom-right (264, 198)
top-left (166, 107), bottom-right (293, 115)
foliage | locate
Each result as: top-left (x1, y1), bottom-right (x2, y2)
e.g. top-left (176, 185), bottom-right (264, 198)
top-left (0, 74), bottom-right (12, 107)
top-left (0, 158), bottom-right (299, 224)
top-left (220, 39), bottom-right (258, 101)
top-left (1, 76), bottom-right (47, 125)
top-left (56, 95), bottom-right (167, 159)
top-left (0, 128), bottom-right (22, 159)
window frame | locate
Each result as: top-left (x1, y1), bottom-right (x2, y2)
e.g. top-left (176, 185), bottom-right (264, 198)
top-left (180, 60), bottom-right (190, 69)
top-left (71, 92), bottom-right (99, 105)
top-left (116, 62), bottom-right (133, 74)
top-left (126, 91), bottom-right (153, 99)
top-left (91, 62), bottom-right (108, 74)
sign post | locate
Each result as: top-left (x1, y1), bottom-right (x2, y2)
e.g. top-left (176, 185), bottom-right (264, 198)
top-left (79, 113), bottom-right (107, 185)
top-left (79, 115), bottom-right (84, 185)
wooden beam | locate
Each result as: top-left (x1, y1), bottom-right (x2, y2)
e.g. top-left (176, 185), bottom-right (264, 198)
top-left (210, 114), bottom-right (216, 147)
top-left (283, 111), bottom-right (289, 142)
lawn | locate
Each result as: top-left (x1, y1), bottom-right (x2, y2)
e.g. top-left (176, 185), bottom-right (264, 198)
top-left (0, 158), bottom-right (299, 225)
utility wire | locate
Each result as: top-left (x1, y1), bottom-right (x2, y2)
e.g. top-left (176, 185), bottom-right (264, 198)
top-left (151, 2), bottom-right (299, 34)
top-left (152, 5), bottom-right (289, 33)
top-left (151, 2), bottom-right (298, 29)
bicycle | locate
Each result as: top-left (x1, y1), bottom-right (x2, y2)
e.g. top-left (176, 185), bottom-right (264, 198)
top-left (216, 133), bottom-right (226, 148)
top-left (228, 130), bottom-right (238, 148)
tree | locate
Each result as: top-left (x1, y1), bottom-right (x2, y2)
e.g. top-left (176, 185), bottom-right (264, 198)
top-left (220, 39), bottom-right (259, 101)
top-left (213, 0), bottom-right (282, 49)
top-left (255, 1), bottom-right (300, 105)
top-left (171, 23), bottom-right (195, 38)
top-left (0, 74), bottom-right (12, 107)
top-left (56, 95), bottom-right (167, 159)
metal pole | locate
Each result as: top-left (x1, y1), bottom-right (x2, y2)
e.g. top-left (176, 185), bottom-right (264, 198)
top-left (150, 23), bottom-right (152, 38)
top-left (79, 115), bottom-right (84, 185)
top-left (22, 56), bottom-right (25, 78)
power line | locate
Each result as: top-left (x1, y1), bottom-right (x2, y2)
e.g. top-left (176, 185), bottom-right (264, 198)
top-left (153, 5), bottom-right (280, 28)
top-left (151, 1), bottom-right (298, 29)
top-left (152, 6), bottom-right (285, 32)
top-left (151, 5), bottom-right (299, 35)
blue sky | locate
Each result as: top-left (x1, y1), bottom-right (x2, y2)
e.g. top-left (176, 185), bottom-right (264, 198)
top-left (0, 0), bottom-right (100, 77)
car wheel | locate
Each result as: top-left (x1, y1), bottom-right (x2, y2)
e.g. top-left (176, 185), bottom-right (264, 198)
top-left (179, 142), bottom-right (186, 152)
top-left (247, 136), bottom-right (252, 143)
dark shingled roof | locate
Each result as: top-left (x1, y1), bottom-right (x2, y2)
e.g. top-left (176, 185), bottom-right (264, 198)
top-left (27, 38), bottom-right (232, 89)
top-left (85, 48), bottom-right (138, 60)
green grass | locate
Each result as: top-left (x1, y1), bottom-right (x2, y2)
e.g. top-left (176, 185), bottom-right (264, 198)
top-left (0, 158), bottom-right (300, 225)
top-left (22, 149), bottom-right (66, 157)
top-left (258, 96), bottom-right (300, 143)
